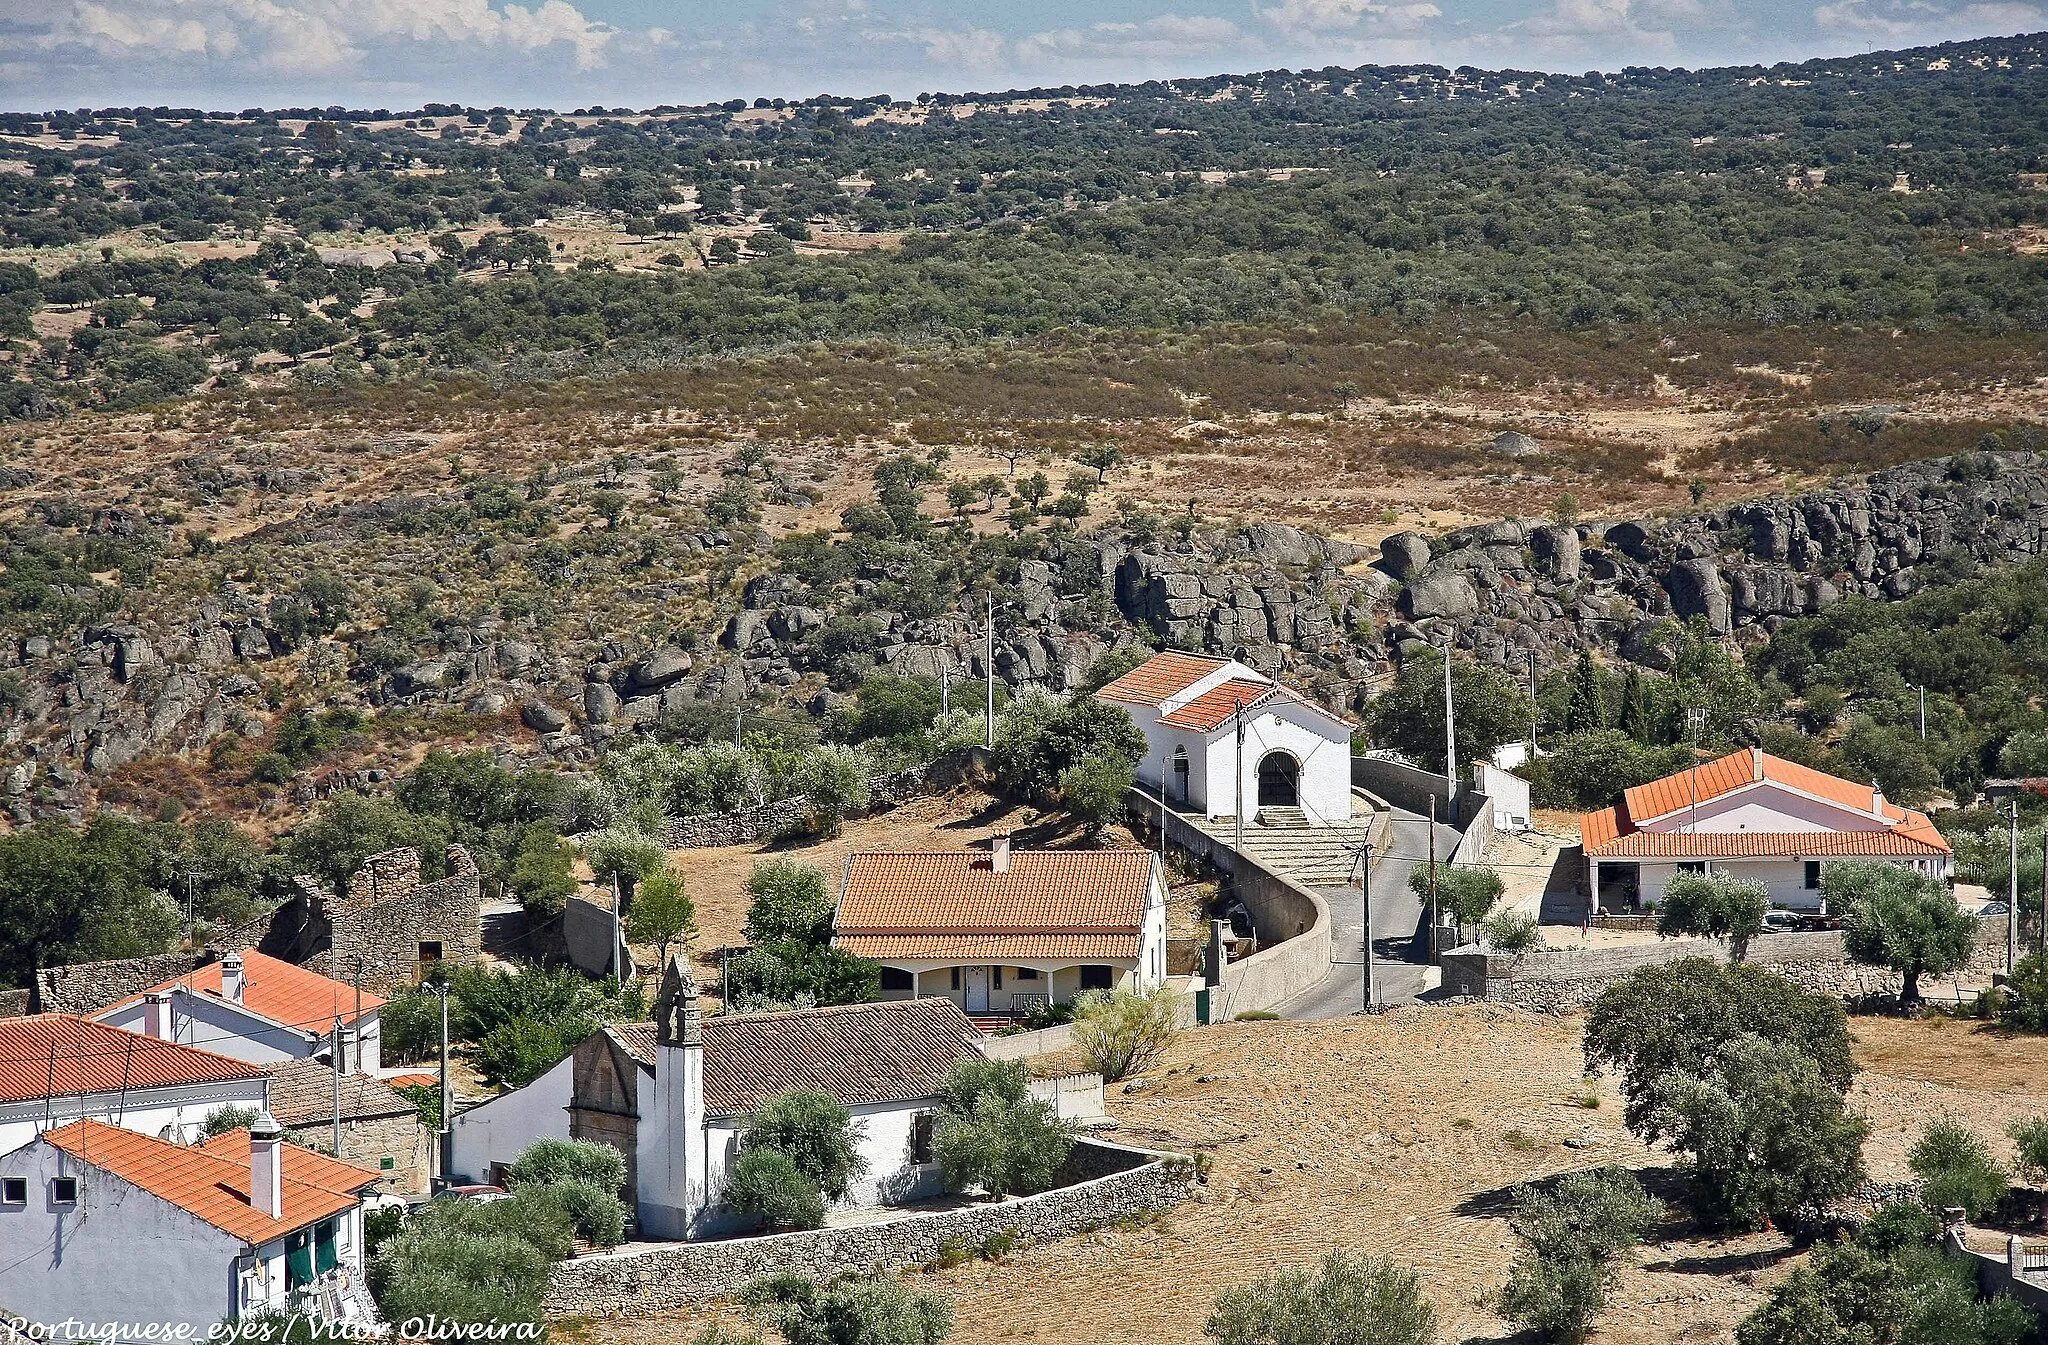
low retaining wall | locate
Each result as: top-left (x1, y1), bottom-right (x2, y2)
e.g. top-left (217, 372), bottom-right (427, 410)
top-left (543, 1138), bottom-right (1193, 1316)
top-left (1350, 757), bottom-right (1486, 827)
top-left (654, 747), bottom-right (992, 850)
top-left (1138, 790), bottom-right (1333, 1020)
top-left (1442, 917), bottom-right (2012, 1010)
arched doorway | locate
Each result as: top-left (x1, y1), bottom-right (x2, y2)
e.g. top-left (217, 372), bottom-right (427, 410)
top-left (1256, 752), bottom-right (1300, 809)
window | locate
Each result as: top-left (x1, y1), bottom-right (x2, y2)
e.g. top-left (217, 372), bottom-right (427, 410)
top-left (992, 966), bottom-right (1003, 990)
top-left (1079, 965), bottom-right (1114, 991)
top-left (909, 1111), bottom-right (935, 1165)
top-left (417, 941), bottom-right (443, 962)
top-left (1803, 861), bottom-right (1822, 890)
top-left (1, 1178), bottom-right (23, 1204)
top-left (1014, 966), bottom-right (1040, 981)
top-left (879, 966), bottom-right (914, 993)
top-left (50, 1177), bottom-right (77, 1205)
top-left (949, 967), bottom-right (960, 990)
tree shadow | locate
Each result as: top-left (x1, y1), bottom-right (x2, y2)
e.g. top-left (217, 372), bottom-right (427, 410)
top-left (1454, 1164), bottom-right (1692, 1221)
top-left (1647, 1244), bottom-right (1799, 1277)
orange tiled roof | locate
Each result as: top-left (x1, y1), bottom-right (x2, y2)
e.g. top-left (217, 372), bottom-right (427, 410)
top-left (107, 949), bottom-right (384, 1032)
top-left (833, 850), bottom-right (1154, 961)
top-left (1158, 679), bottom-right (1277, 732)
top-left (0, 1016), bottom-right (262, 1103)
top-left (1583, 828), bottom-right (1952, 860)
top-left (611, 999), bottom-right (983, 1114)
top-left (1093, 651), bottom-right (1230, 708)
top-left (1581, 748), bottom-right (1951, 859)
top-left (42, 1118), bottom-right (374, 1245)
top-left (834, 932), bottom-right (1141, 961)
top-left (1621, 748), bottom-right (1911, 827)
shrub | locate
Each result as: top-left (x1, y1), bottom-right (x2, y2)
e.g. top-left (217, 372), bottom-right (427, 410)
top-left (1827, 860), bottom-right (1979, 1004)
top-left (1072, 984), bottom-right (1180, 1083)
top-left (1492, 1167), bottom-right (1661, 1344)
top-left (200, 1104), bottom-right (259, 1138)
top-left (471, 1017), bottom-right (584, 1089)
top-left (992, 692), bottom-right (1144, 804)
top-left (1057, 753), bottom-right (1135, 837)
top-left (1735, 1235), bottom-right (2037, 1345)
top-left (1655, 872), bottom-right (1769, 961)
top-left (506, 1136), bottom-right (628, 1193)
top-left (1204, 1250), bottom-right (1436, 1345)
top-left (535, 1176), bottom-right (627, 1246)
top-left (725, 1147), bottom-right (827, 1231)
top-left (624, 866), bottom-right (695, 967)
top-left (1482, 911), bottom-right (1541, 957)
top-left (2001, 953), bottom-right (2048, 1032)
top-left (367, 1187), bottom-right (577, 1326)
top-left (1409, 865), bottom-right (1503, 927)
top-left (794, 743), bottom-right (871, 837)
top-left (509, 825), bottom-right (577, 916)
top-left (741, 1272), bottom-right (953, 1345)
top-left (724, 940), bottom-right (881, 1007)
top-left (744, 857), bottom-right (834, 944)
top-left (932, 1059), bottom-right (1073, 1197)
top-left (744, 1088), bottom-right (868, 1200)
top-left (583, 826), bottom-right (669, 894)
top-left (2010, 1117), bottom-right (2048, 1223)
top-left (1908, 1118), bottom-right (2009, 1219)
top-left (1646, 1033), bottom-right (1870, 1231)
top-left (1584, 959), bottom-right (1855, 1133)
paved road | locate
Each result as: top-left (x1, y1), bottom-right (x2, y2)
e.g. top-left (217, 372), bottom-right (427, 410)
top-left (1277, 806), bottom-right (1460, 1019)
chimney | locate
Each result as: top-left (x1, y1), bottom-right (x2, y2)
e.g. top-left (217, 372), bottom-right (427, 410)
top-left (991, 831), bottom-right (1012, 875)
top-left (142, 991), bottom-right (172, 1040)
top-left (1752, 745), bottom-right (1764, 781)
top-left (220, 952), bottom-right (244, 1004)
top-left (249, 1112), bottom-right (284, 1219)
top-left (1872, 780), bottom-right (1885, 816)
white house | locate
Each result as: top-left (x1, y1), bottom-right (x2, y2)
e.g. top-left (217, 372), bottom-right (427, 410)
top-left (95, 949), bottom-right (385, 1073)
top-left (1095, 650), bottom-right (1355, 824)
top-left (448, 963), bottom-right (984, 1240)
top-left (1580, 746), bottom-right (1954, 912)
top-left (0, 1014), bottom-right (271, 1155)
top-left (832, 836), bottom-right (1169, 1018)
top-left (448, 1051), bottom-right (576, 1190)
top-left (0, 1115), bottom-right (379, 1337)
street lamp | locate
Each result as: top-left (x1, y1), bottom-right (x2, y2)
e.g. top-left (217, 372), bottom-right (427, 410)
top-left (1984, 779), bottom-right (2025, 975)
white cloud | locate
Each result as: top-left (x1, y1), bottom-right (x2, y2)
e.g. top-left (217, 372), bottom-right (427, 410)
top-left (1812, 0), bottom-right (2044, 38)
top-left (1015, 13), bottom-right (1245, 63)
top-left (16, 0), bottom-right (646, 84)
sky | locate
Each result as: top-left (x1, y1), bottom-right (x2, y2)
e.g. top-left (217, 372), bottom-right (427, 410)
top-left (0, 0), bottom-right (2041, 113)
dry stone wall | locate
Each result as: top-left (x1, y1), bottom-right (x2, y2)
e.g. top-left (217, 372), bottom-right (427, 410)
top-left (1441, 917), bottom-right (2011, 1010)
top-left (544, 1138), bottom-right (1193, 1316)
top-left (34, 951), bottom-right (207, 1015)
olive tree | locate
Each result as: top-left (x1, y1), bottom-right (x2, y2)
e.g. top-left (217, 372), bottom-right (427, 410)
top-left (931, 1057), bottom-right (1073, 1198)
top-left (1205, 1251), bottom-right (1436, 1345)
top-left (1072, 984), bottom-right (1181, 1083)
top-left (1655, 871), bottom-right (1769, 961)
top-left (1825, 860), bottom-right (1978, 1005)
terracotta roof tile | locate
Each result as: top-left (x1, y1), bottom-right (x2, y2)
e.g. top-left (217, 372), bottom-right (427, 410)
top-left (611, 999), bottom-right (983, 1115)
top-left (834, 849), bottom-right (1155, 960)
top-left (263, 1059), bottom-right (419, 1127)
top-left (1157, 679), bottom-right (1278, 732)
top-left (1583, 828), bottom-right (1951, 859)
top-left (834, 933), bottom-right (1139, 961)
top-left (1093, 651), bottom-right (1229, 708)
top-left (106, 949), bottom-right (384, 1033)
top-left (1581, 749), bottom-right (1950, 859)
top-left (41, 1118), bottom-right (374, 1245)
top-left (0, 1016), bottom-right (262, 1103)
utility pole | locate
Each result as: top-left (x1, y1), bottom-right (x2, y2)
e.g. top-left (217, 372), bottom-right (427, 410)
top-left (1918, 686), bottom-right (1927, 741)
top-left (2010, 795), bottom-right (2021, 976)
top-left (1352, 841), bottom-right (1376, 1013)
top-left (1687, 707), bottom-right (1707, 835)
top-left (350, 956), bottom-right (364, 1074)
top-left (984, 591), bottom-right (995, 749)
top-left (1427, 793), bottom-right (1439, 963)
top-left (1442, 642), bottom-right (1459, 826)
top-left (1233, 698), bottom-right (1247, 858)
top-left (733, 707), bottom-right (742, 748)
top-left (1527, 651), bottom-right (1538, 759)
top-left (181, 871), bottom-right (211, 938)
top-left (941, 665), bottom-right (949, 716)
top-left (1157, 755), bottom-right (1169, 869)
top-left (2039, 825), bottom-right (2046, 962)
top-left (432, 979), bottom-right (453, 1185)
top-left (330, 1016), bottom-right (344, 1155)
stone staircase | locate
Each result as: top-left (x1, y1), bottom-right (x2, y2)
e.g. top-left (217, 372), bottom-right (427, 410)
top-left (1204, 812), bottom-right (1381, 888)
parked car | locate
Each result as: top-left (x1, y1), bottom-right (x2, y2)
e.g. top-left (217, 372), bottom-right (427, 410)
top-left (433, 1184), bottom-right (510, 1204)
top-left (1980, 900), bottom-right (2011, 917)
top-left (1761, 910), bottom-right (1802, 933)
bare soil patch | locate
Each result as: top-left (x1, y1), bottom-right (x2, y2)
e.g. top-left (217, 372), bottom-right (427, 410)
top-left (572, 1009), bottom-right (2048, 1345)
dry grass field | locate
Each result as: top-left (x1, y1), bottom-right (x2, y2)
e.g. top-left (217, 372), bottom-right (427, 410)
top-left (571, 1008), bottom-right (2048, 1345)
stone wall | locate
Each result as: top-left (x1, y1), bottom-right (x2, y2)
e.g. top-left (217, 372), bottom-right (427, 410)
top-left (306, 844), bottom-right (483, 995)
top-left (543, 1138), bottom-right (1193, 1316)
top-left (655, 746), bottom-right (989, 850)
top-left (1146, 789), bottom-right (1333, 1020)
top-left (282, 1109), bottom-right (434, 1195)
top-left (1442, 917), bottom-right (2012, 1010)
top-left (33, 952), bottom-right (207, 1015)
